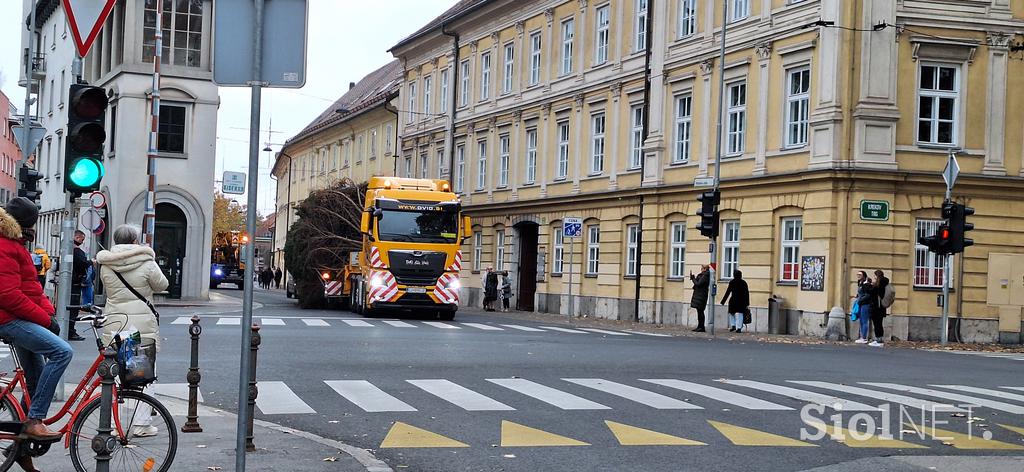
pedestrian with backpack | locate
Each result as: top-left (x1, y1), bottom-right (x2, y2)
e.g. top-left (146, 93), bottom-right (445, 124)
top-left (871, 270), bottom-right (892, 347)
top-left (853, 271), bottom-right (874, 344)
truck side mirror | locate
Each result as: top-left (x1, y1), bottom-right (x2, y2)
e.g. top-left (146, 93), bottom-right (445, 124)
top-left (462, 216), bottom-right (472, 240)
top-left (360, 212), bottom-right (370, 234)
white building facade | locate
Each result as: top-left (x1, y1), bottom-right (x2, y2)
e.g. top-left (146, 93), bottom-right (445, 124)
top-left (20, 0), bottom-right (218, 299)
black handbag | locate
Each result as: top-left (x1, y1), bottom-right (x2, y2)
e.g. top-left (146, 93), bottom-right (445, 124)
top-left (111, 270), bottom-right (160, 325)
top-left (742, 309), bottom-right (752, 325)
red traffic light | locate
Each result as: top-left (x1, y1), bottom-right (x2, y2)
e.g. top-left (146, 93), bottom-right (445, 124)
top-left (940, 228), bottom-right (950, 240)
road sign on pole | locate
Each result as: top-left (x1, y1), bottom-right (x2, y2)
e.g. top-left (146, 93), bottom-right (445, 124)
top-left (222, 171), bottom-right (247, 194)
top-left (61, 0), bottom-right (118, 57)
top-left (213, 0), bottom-right (309, 87)
top-left (12, 125), bottom-right (46, 156)
top-left (563, 217), bottom-right (582, 238)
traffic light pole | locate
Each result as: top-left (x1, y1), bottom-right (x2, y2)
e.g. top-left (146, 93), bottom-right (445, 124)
top-left (706, 0), bottom-right (730, 337)
top-left (940, 152), bottom-right (954, 345)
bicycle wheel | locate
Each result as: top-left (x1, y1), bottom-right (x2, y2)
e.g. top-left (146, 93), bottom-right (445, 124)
top-left (68, 390), bottom-right (177, 472)
top-left (0, 396), bottom-right (21, 472)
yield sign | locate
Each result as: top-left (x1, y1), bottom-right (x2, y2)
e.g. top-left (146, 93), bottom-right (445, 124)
top-left (62, 0), bottom-right (118, 57)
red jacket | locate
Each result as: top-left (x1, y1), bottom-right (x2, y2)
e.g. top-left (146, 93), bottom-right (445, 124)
top-left (0, 208), bottom-right (54, 327)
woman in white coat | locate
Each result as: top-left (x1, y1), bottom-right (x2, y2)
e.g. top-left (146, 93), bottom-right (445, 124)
top-left (97, 224), bottom-right (168, 436)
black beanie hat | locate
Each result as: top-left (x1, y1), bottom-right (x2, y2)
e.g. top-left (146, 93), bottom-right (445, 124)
top-left (5, 197), bottom-right (39, 230)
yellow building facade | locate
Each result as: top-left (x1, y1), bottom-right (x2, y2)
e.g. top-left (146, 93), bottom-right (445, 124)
top-left (272, 60), bottom-right (402, 275)
top-left (391, 0), bottom-right (1024, 343)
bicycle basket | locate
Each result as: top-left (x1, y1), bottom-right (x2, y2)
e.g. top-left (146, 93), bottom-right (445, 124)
top-left (116, 338), bottom-right (157, 388)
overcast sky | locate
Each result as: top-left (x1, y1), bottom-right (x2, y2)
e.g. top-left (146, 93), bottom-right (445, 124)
top-left (0, 0), bottom-right (455, 216)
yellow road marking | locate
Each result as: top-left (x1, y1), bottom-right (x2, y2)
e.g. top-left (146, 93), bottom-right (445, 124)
top-left (999, 424), bottom-right (1024, 437)
top-left (803, 421), bottom-right (927, 449)
top-left (708, 420), bottom-right (816, 447)
top-left (605, 420), bottom-right (705, 446)
top-left (908, 423), bottom-right (1024, 450)
top-left (380, 422), bottom-right (470, 448)
top-left (500, 420), bottom-right (590, 447)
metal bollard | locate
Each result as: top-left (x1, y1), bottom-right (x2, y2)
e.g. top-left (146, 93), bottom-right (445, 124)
top-left (181, 315), bottom-right (203, 433)
top-left (244, 324), bottom-right (261, 452)
top-left (92, 346), bottom-right (118, 472)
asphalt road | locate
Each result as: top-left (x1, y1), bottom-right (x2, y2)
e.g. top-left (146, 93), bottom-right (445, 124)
top-left (39, 288), bottom-right (1024, 472)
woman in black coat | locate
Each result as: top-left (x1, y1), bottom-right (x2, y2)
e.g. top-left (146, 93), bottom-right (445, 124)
top-left (721, 269), bottom-right (750, 333)
top-left (483, 268), bottom-right (499, 311)
top-left (689, 265), bottom-right (710, 332)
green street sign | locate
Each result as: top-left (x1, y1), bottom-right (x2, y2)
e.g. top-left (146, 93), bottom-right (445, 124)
top-left (860, 200), bottom-right (889, 221)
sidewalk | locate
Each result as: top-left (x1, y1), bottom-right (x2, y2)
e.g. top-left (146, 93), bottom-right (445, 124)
top-left (155, 291), bottom-right (264, 313)
top-left (32, 390), bottom-right (390, 472)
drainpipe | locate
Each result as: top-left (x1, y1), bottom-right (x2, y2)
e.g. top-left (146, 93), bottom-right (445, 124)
top-left (634, 0), bottom-right (655, 323)
top-left (384, 100), bottom-right (399, 176)
top-left (441, 22), bottom-right (460, 182)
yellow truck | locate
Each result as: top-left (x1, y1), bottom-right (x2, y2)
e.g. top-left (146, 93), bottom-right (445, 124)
top-left (323, 177), bottom-right (471, 320)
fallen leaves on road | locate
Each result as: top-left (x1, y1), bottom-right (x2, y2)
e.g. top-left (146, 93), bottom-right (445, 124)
top-left (207, 467), bottom-right (222, 471)
top-left (323, 457), bottom-right (338, 462)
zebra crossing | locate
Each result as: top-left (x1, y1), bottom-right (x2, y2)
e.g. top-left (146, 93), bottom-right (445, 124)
top-left (179, 376), bottom-right (1024, 418)
top-left (939, 350), bottom-right (1024, 361)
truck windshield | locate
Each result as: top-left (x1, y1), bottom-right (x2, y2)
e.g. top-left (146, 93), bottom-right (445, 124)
top-left (377, 210), bottom-right (459, 244)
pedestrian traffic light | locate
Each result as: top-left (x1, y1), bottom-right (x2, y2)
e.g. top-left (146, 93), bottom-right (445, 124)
top-left (696, 190), bottom-right (720, 239)
top-left (948, 202), bottom-right (974, 253)
top-left (919, 223), bottom-right (952, 255)
top-left (17, 165), bottom-right (43, 202)
top-left (64, 84), bottom-right (108, 195)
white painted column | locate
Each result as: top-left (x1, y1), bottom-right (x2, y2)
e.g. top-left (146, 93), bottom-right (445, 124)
top-left (544, 8), bottom-right (555, 91)
top-left (607, 83), bottom-right (622, 190)
top-left (642, 0), bottom-right (669, 186)
top-left (576, 0), bottom-right (588, 82)
top-left (540, 104), bottom-right (551, 197)
top-left (572, 93), bottom-right (584, 193)
top-left (511, 111), bottom-right (522, 199)
top-left (698, 59), bottom-right (713, 177)
top-left (985, 32), bottom-right (1010, 176)
top-left (807, 0), bottom-right (843, 168)
top-left (753, 42), bottom-right (771, 176)
top-left (487, 118), bottom-right (496, 202)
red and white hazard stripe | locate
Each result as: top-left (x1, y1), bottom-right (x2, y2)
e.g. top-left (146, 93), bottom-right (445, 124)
top-left (368, 247), bottom-right (385, 268)
top-left (434, 273), bottom-right (460, 304)
top-left (448, 251), bottom-right (462, 272)
top-left (368, 272), bottom-right (398, 303)
top-left (324, 280), bottom-right (344, 297)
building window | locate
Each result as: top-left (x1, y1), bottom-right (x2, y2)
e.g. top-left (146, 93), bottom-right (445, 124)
top-left (635, 0), bottom-right (648, 52)
top-left (561, 18), bottom-right (575, 76)
top-left (404, 155), bottom-right (413, 178)
top-left (730, 0), bottom-right (751, 22)
top-left (157, 104), bottom-right (186, 154)
top-left (586, 225), bottom-right (600, 275)
top-left (439, 69), bottom-right (449, 112)
top-left (590, 114), bottom-right (605, 174)
top-left (721, 220), bottom-right (740, 280)
top-left (503, 43), bottom-right (515, 94)
top-left (625, 224), bottom-right (639, 277)
top-left (144, 0), bottom-right (203, 67)
top-left (780, 218), bottom-right (802, 282)
top-left (473, 231), bottom-right (483, 271)
top-left (476, 140), bottom-right (487, 190)
top-left (423, 75), bottom-right (432, 116)
top-left (674, 95), bottom-right (692, 163)
top-left (786, 68), bottom-right (810, 147)
top-left (498, 135), bottom-right (510, 187)
top-left (407, 81), bottom-right (417, 123)
top-left (355, 135), bottom-right (363, 164)
top-left (496, 230), bottom-right (506, 270)
top-left (679, 0), bottom-right (696, 38)
top-left (385, 124), bottom-right (393, 153)
top-left (369, 128), bottom-right (377, 158)
top-left (557, 121), bottom-right (570, 179)
top-left (595, 5), bottom-right (610, 65)
top-left (529, 32), bottom-right (542, 86)
top-left (915, 219), bottom-right (947, 288)
top-left (480, 52), bottom-right (491, 101)
top-left (437, 148), bottom-right (446, 179)
top-left (419, 152), bottom-right (428, 179)
top-left (552, 227), bottom-right (564, 274)
top-left (726, 81), bottom-right (746, 155)
top-left (630, 106), bottom-right (644, 169)
top-left (455, 144), bottom-right (465, 193)
top-left (917, 64), bottom-right (959, 146)
top-left (335, 144), bottom-right (342, 168)
top-left (669, 222), bottom-right (686, 278)
top-left (525, 128), bottom-right (537, 184)
top-left (459, 60), bottom-right (471, 106)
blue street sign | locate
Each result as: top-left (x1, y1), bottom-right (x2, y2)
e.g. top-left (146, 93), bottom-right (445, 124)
top-left (564, 217), bottom-right (582, 238)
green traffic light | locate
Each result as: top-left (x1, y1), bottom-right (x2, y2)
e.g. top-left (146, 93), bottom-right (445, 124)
top-left (68, 158), bottom-right (104, 189)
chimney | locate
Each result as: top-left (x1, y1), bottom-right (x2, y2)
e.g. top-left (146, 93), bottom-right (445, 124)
top-left (349, 82), bottom-right (356, 90)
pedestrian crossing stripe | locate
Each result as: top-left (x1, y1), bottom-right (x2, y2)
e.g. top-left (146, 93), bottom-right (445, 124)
top-left (908, 422), bottom-right (1024, 450)
top-left (802, 421), bottom-right (927, 449)
top-left (380, 422), bottom-right (469, 448)
top-left (643, 379), bottom-right (792, 410)
top-left (604, 421), bottom-right (705, 446)
top-left (487, 378), bottom-right (611, 410)
top-left (216, 318), bottom-right (241, 325)
top-left (719, 379), bottom-right (879, 412)
top-left (862, 382), bottom-right (1024, 414)
top-left (789, 381), bottom-right (965, 413)
top-left (255, 381), bottom-right (315, 415)
top-left (302, 319), bottom-right (330, 327)
top-left (500, 421), bottom-right (589, 447)
top-left (564, 378), bottom-right (701, 410)
top-left (932, 385), bottom-right (1024, 403)
top-left (171, 316), bottom-right (645, 336)
top-left (708, 421), bottom-right (816, 447)
top-left (383, 320), bottom-right (416, 328)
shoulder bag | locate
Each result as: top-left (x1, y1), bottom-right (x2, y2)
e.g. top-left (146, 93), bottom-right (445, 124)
top-left (111, 270), bottom-right (161, 326)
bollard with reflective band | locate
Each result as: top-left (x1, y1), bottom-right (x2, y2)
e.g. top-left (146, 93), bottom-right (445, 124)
top-left (245, 324), bottom-right (261, 452)
top-left (182, 315), bottom-right (203, 433)
top-left (92, 347), bottom-right (118, 472)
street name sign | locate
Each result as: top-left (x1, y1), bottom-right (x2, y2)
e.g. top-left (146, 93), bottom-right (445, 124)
top-left (860, 200), bottom-right (889, 221)
top-left (62, 0), bottom-right (118, 57)
top-left (564, 217), bottom-right (583, 238)
top-left (213, 0), bottom-right (309, 87)
top-left (223, 171), bottom-right (246, 195)
top-left (694, 177), bottom-right (715, 187)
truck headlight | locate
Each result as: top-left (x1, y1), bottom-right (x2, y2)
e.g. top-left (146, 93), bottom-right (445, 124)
top-left (214, 269), bottom-right (223, 276)
top-left (446, 278), bottom-right (461, 290)
top-left (369, 274), bottom-right (386, 289)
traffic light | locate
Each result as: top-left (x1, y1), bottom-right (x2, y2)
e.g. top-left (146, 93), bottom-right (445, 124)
top-left (696, 190), bottom-right (720, 239)
top-left (919, 223), bottom-right (953, 255)
top-left (64, 84), bottom-right (108, 195)
top-left (948, 202), bottom-right (975, 253)
top-left (17, 165), bottom-right (43, 202)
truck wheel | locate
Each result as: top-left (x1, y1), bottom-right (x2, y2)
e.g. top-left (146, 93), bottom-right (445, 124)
top-left (236, 283), bottom-right (244, 290)
top-left (210, 282), bottom-right (219, 289)
top-left (438, 310), bottom-right (455, 321)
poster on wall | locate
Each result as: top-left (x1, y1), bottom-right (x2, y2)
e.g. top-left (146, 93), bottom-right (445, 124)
top-left (801, 256), bottom-right (825, 292)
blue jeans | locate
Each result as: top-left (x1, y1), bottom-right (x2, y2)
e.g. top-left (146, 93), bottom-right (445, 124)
top-left (858, 306), bottom-right (871, 339)
top-left (0, 320), bottom-right (73, 419)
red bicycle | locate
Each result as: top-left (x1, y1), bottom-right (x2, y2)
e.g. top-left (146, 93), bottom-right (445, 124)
top-left (0, 306), bottom-right (177, 472)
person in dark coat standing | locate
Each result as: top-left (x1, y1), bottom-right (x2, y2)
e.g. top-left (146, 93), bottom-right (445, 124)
top-left (689, 265), bottom-right (711, 332)
top-left (721, 269), bottom-right (750, 333)
top-left (853, 270), bottom-right (875, 344)
top-left (869, 270), bottom-right (889, 347)
top-left (274, 267), bottom-right (283, 289)
top-left (68, 230), bottom-right (90, 341)
top-left (483, 268), bottom-right (499, 311)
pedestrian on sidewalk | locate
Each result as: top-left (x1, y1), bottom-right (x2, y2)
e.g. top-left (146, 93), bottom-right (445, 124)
top-left (500, 272), bottom-right (513, 312)
top-left (97, 224), bottom-right (168, 437)
top-left (483, 268), bottom-right (498, 312)
top-left (689, 265), bottom-right (711, 332)
top-left (68, 230), bottom-right (91, 341)
top-left (32, 244), bottom-right (51, 289)
top-left (853, 271), bottom-right (875, 344)
top-left (274, 267), bottom-right (283, 289)
top-left (869, 270), bottom-right (890, 347)
top-left (720, 269), bottom-right (750, 333)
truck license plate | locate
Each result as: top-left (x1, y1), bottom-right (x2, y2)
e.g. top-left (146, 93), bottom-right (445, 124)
top-left (406, 287), bottom-right (427, 294)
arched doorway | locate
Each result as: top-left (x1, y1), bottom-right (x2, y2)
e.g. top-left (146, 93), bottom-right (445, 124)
top-left (514, 222), bottom-right (539, 311)
top-left (154, 203), bottom-right (187, 299)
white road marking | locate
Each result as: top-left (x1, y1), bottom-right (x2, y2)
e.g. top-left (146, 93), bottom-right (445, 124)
top-left (643, 379), bottom-right (792, 410)
top-left (563, 378), bottom-right (701, 409)
top-left (259, 318), bottom-right (286, 326)
top-left (324, 380), bottom-right (417, 412)
top-left (382, 320), bottom-right (416, 328)
top-left (539, 326), bottom-right (588, 334)
top-left (216, 318), bottom-right (241, 325)
top-left (171, 317), bottom-right (191, 325)
top-left (150, 383), bottom-right (205, 403)
top-left (789, 381), bottom-right (964, 412)
top-left (255, 381), bottom-right (316, 415)
top-left (499, 324), bottom-right (546, 332)
top-left (1002, 387), bottom-right (1024, 393)
top-left (302, 319), bottom-right (330, 327)
top-left (407, 379), bottom-right (515, 411)
top-left (422, 321), bottom-right (460, 330)
top-left (718, 379), bottom-right (879, 411)
top-left (623, 330), bottom-right (673, 337)
top-left (341, 320), bottom-right (374, 327)
top-left (931, 385), bottom-right (1024, 403)
top-left (460, 323), bottom-right (504, 331)
top-left (861, 382), bottom-right (1024, 414)
top-left (487, 378), bottom-right (610, 410)
top-left (577, 328), bottom-right (630, 336)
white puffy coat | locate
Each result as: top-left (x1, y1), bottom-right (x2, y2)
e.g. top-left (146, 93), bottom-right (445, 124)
top-left (97, 244), bottom-right (168, 351)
